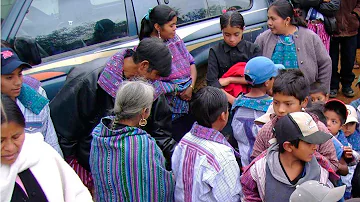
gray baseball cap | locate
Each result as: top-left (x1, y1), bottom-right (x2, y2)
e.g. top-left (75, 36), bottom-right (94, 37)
top-left (290, 180), bottom-right (345, 202)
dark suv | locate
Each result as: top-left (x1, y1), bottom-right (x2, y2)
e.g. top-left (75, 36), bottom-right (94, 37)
top-left (1, 0), bottom-right (270, 99)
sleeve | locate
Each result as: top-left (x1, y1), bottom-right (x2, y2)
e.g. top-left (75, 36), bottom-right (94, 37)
top-left (38, 87), bottom-right (63, 157)
top-left (317, 121), bottom-right (340, 171)
top-left (241, 166), bottom-right (262, 202)
top-left (254, 35), bottom-right (265, 56)
top-left (50, 73), bottom-right (99, 171)
top-left (313, 33), bottom-right (332, 93)
top-left (318, 0), bottom-right (340, 17)
top-left (144, 94), bottom-right (178, 170)
top-left (206, 48), bottom-right (222, 88)
top-left (291, 0), bottom-right (321, 8)
top-left (48, 143), bottom-right (93, 201)
top-left (209, 162), bottom-right (242, 201)
top-left (251, 122), bottom-right (273, 160)
top-left (252, 44), bottom-right (262, 58)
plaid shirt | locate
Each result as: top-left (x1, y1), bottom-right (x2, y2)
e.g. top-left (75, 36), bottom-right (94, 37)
top-left (172, 122), bottom-right (242, 202)
top-left (251, 112), bottom-right (339, 171)
top-left (17, 87), bottom-right (63, 157)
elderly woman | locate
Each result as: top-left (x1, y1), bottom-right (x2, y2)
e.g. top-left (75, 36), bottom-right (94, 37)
top-left (90, 81), bottom-right (175, 202)
top-left (0, 94), bottom-right (92, 202)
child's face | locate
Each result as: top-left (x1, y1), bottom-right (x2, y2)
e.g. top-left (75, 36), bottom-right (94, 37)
top-left (324, 110), bottom-right (343, 136)
top-left (1, 67), bottom-right (23, 100)
top-left (342, 122), bottom-right (357, 137)
top-left (290, 140), bottom-right (317, 162)
top-left (273, 93), bottom-right (306, 117)
top-left (310, 92), bottom-right (328, 103)
top-left (222, 25), bottom-right (243, 47)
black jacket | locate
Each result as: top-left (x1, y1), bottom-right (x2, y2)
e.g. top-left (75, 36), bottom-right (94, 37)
top-left (50, 57), bottom-right (177, 171)
top-left (291, 0), bottom-right (340, 35)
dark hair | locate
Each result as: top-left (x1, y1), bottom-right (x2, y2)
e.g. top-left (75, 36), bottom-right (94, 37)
top-left (139, 5), bottom-right (177, 40)
top-left (220, 9), bottom-right (245, 30)
top-left (245, 75), bottom-right (273, 88)
top-left (191, 86), bottom-right (228, 128)
top-left (269, 0), bottom-right (307, 28)
top-left (279, 139), bottom-right (300, 153)
top-left (133, 37), bottom-right (172, 77)
top-left (310, 82), bottom-right (328, 95)
top-left (306, 102), bottom-right (326, 125)
top-left (1, 94), bottom-right (25, 127)
top-left (273, 69), bottom-right (309, 103)
top-left (324, 102), bottom-right (347, 125)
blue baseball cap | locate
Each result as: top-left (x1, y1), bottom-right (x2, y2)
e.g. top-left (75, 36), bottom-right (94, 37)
top-left (245, 56), bottom-right (285, 85)
top-left (1, 47), bottom-right (32, 75)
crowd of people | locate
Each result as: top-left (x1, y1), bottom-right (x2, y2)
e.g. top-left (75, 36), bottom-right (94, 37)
top-left (1, 0), bottom-right (360, 201)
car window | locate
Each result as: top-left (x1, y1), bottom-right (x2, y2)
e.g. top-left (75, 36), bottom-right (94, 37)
top-left (14, 0), bottom-right (129, 61)
top-left (166, 0), bottom-right (251, 25)
top-left (1, 0), bottom-right (16, 23)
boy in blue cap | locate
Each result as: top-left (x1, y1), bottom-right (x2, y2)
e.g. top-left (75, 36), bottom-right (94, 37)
top-left (1, 47), bottom-right (63, 156)
top-left (231, 56), bottom-right (284, 166)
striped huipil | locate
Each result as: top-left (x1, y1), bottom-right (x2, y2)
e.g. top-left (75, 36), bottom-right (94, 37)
top-left (90, 116), bottom-right (175, 202)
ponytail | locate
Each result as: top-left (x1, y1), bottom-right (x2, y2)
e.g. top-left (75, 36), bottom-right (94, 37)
top-left (139, 5), bottom-right (177, 40)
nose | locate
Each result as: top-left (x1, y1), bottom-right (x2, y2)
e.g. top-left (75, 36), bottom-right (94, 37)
top-left (14, 76), bottom-right (22, 86)
top-left (3, 140), bottom-right (16, 153)
top-left (326, 119), bottom-right (331, 127)
top-left (278, 104), bottom-right (286, 114)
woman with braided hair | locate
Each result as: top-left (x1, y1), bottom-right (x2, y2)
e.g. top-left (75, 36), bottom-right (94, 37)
top-left (89, 80), bottom-right (175, 202)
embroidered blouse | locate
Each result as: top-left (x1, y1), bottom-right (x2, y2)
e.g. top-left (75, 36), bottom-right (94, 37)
top-left (271, 34), bottom-right (299, 69)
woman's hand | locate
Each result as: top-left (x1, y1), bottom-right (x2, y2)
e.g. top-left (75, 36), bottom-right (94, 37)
top-left (180, 87), bottom-right (193, 101)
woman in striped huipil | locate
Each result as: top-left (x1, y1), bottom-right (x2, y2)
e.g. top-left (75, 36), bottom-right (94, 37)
top-left (90, 81), bottom-right (175, 202)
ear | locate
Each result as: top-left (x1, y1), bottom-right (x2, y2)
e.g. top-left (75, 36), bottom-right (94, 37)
top-left (283, 141), bottom-right (293, 152)
top-left (219, 111), bottom-right (227, 122)
top-left (154, 23), bottom-right (161, 32)
top-left (138, 60), bottom-right (150, 73)
top-left (325, 94), bottom-right (330, 102)
top-left (264, 79), bottom-right (271, 87)
top-left (301, 97), bottom-right (308, 108)
top-left (285, 17), bottom-right (291, 25)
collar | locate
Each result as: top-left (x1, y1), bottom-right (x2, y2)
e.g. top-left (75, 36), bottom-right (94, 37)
top-left (190, 122), bottom-right (240, 157)
top-left (223, 40), bottom-right (244, 53)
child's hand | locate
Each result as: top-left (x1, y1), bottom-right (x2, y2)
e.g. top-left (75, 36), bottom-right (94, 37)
top-left (219, 78), bottom-right (231, 87)
top-left (343, 146), bottom-right (353, 159)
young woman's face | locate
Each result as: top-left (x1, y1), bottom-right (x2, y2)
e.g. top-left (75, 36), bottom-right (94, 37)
top-left (267, 7), bottom-right (289, 35)
top-left (1, 67), bottom-right (23, 100)
top-left (1, 122), bottom-right (25, 165)
top-left (222, 26), bottom-right (243, 47)
top-left (342, 122), bottom-right (357, 137)
top-left (159, 16), bottom-right (177, 40)
top-left (324, 110), bottom-right (343, 136)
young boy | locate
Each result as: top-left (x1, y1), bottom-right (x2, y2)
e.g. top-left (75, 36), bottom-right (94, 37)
top-left (1, 47), bottom-right (63, 156)
top-left (242, 112), bottom-right (335, 201)
top-left (310, 82), bottom-right (329, 104)
top-left (324, 100), bottom-right (360, 199)
top-left (172, 86), bottom-right (242, 202)
top-left (251, 69), bottom-right (339, 171)
top-left (231, 56), bottom-right (284, 166)
top-left (343, 105), bottom-right (360, 152)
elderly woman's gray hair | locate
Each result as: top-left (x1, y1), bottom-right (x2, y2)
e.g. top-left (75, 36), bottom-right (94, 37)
top-left (113, 80), bottom-right (154, 120)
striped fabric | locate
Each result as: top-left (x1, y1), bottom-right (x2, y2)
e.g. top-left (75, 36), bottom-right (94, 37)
top-left (307, 22), bottom-right (330, 53)
top-left (90, 116), bottom-right (175, 202)
top-left (66, 156), bottom-right (94, 192)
